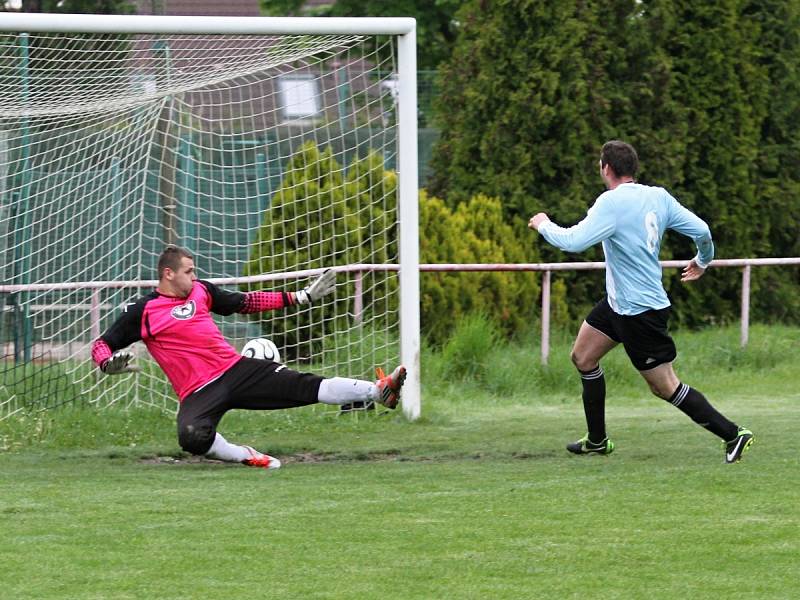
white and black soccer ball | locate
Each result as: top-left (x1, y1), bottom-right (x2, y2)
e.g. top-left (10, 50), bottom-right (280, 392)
top-left (241, 338), bottom-right (281, 363)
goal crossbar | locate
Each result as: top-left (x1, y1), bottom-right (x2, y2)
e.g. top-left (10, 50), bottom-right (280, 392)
top-left (0, 13), bottom-right (416, 36)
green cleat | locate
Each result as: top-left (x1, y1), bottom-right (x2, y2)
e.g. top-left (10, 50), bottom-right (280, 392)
top-left (566, 435), bottom-right (615, 455)
top-left (724, 427), bottom-right (754, 464)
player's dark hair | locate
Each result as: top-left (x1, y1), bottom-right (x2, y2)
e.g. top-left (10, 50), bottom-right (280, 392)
top-left (600, 140), bottom-right (639, 178)
top-left (157, 246), bottom-right (193, 279)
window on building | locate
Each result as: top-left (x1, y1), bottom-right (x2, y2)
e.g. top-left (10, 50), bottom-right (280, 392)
top-left (278, 75), bottom-right (320, 122)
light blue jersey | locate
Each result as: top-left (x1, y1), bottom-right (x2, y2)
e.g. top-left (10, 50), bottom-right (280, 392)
top-left (538, 182), bottom-right (714, 315)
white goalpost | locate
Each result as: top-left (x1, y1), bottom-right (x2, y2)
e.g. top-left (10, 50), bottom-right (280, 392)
top-left (0, 13), bottom-right (420, 419)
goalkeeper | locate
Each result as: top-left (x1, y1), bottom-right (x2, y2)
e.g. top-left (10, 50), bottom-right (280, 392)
top-left (91, 246), bottom-right (406, 470)
top-left (528, 140), bottom-right (753, 464)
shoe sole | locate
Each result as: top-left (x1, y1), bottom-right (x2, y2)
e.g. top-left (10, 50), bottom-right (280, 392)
top-left (243, 459), bottom-right (281, 469)
top-left (378, 366), bottom-right (406, 409)
top-left (567, 448), bottom-right (613, 455)
top-left (567, 439), bottom-right (614, 455)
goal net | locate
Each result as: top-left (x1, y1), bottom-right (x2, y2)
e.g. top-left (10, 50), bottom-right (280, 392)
top-left (0, 15), bottom-right (420, 420)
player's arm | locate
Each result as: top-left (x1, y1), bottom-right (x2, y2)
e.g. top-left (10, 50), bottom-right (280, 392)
top-left (200, 270), bottom-right (337, 316)
top-left (92, 300), bottom-right (145, 374)
top-left (666, 194), bottom-right (714, 281)
top-left (529, 195), bottom-right (616, 253)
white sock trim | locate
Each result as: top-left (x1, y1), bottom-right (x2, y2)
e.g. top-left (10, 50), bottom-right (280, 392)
top-left (671, 383), bottom-right (691, 407)
top-left (580, 366), bottom-right (604, 380)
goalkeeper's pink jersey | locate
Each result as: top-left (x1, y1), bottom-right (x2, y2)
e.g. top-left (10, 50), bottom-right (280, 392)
top-left (92, 280), bottom-right (292, 400)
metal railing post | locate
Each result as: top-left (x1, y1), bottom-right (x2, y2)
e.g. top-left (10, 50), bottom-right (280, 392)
top-left (741, 264), bottom-right (751, 347)
top-left (353, 270), bottom-right (363, 325)
top-left (90, 289), bottom-right (101, 342)
top-left (541, 270), bottom-right (551, 365)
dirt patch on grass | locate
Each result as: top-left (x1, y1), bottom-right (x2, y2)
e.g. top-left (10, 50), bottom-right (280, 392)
top-left (139, 449), bottom-right (405, 466)
top-left (139, 447), bottom-right (550, 466)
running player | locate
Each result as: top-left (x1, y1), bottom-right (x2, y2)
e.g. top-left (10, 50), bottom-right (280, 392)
top-left (528, 140), bottom-right (753, 463)
top-left (91, 246), bottom-right (406, 469)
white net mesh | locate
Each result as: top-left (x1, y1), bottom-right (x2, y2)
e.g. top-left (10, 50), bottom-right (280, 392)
top-left (0, 30), bottom-right (402, 418)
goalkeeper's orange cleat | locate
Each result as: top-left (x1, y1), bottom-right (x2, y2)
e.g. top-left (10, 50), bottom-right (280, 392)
top-left (241, 446), bottom-right (282, 469)
top-left (374, 365), bottom-right (407, 409)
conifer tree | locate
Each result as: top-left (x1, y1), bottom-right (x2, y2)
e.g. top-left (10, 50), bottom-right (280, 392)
top-left (431, 0), bottom-right (799, 327)
top-left (634, 0), bottom-right (770, 326)
top-left (744, 0), bottom-right (800, 322)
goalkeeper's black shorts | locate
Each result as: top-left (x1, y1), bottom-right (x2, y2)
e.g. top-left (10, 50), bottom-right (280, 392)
top-left (178, 357), bottom-right (323, 433)
top-left (585, 297), bottom-right (677, 371)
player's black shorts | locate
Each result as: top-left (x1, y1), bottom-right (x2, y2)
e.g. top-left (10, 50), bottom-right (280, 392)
top-left (585, 297), bottom-right (677, 371)
top-left (177, 357), bottom-right (323, 438)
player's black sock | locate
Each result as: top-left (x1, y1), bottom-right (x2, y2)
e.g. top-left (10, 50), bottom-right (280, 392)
top-left (668, 383), bottom-right (738, 441)
top-left (579, 366), bottom-right (606, 443)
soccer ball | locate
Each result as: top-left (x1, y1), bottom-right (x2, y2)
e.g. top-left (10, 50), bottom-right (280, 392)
top-left (241, 338), bottom-right (281, 363)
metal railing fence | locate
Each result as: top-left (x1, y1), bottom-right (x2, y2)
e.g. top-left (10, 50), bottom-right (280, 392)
top-left (3, 257), bottom-right (797, 366)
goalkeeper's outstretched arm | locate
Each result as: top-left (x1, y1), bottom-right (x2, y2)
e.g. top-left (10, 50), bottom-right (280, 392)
top-left (236, 269), bottom-right (337, 314)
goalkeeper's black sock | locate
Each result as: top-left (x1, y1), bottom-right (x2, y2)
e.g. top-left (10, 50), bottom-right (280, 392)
top-left (668, 383), bottom-right (739, 441)
top-left (579, 366), bottom-right (607, 443)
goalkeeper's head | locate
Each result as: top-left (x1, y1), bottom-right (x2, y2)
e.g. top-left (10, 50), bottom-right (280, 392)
top-left (157, 245), bottom-right (196, 298)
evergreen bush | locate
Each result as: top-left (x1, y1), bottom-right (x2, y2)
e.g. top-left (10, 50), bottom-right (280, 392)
top-left (419, 191), bottom-right (543, 345)
top-left (243, 142), bottom-right (398, 360)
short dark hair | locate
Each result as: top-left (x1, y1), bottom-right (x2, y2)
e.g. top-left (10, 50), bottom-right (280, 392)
top-left (600, 140), bottom-right (639, 178)
top-left (157, 246), bottom-right (193, 279)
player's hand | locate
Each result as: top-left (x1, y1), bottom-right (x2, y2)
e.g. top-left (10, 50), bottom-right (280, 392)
top-left (102, 350), bottom-right (141, 375)
top-left (296, 269), bottom-right (337, 304)
top-left (528, 212), bottom-right (550, 231)
top-left (681, 259), bottom-right (706, 282)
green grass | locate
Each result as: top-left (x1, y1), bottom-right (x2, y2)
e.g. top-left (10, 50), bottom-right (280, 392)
top-left (1, 324), bottom-right (798, 599)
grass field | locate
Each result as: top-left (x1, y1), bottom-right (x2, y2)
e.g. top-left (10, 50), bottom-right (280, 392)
top-left (1, 324), bottom-right (798, 599)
